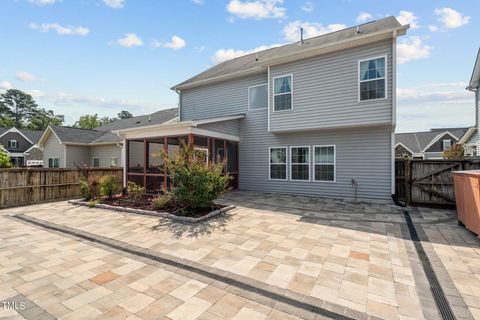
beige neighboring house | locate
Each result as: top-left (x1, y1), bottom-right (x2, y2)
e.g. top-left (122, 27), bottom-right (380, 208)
top-left (38, 108), bottom-right (178, 168)
top-left (466, 48), bottom-right (480, 156)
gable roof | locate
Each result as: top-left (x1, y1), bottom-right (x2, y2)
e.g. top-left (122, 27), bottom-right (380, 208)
top-left (95, 108), bottom-right (178, 132)
top-left (46, 126), bottom-right (122, 145)
top-left (172, 17), bottom-right (408, 90)
top-left (0, 127), bottom-right (47, 145)
top-left (468, 48), bottom-right (480, 91)
top-left (395, 127), bottom-right (471, 153)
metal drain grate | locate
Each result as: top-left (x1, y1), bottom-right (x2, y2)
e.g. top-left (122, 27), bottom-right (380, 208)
top-left (403, 211), bottom-right (456, 320)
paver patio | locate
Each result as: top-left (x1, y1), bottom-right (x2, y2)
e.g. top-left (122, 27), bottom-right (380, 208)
top-left (0, 191), bottom-right (479, 320)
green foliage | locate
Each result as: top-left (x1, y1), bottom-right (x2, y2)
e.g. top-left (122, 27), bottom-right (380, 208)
top-left (100, 175), bottom-right (120, 200)
top-left (0, 145), bottom-right (12, 168)
top-left (79, 179), bottom-right (91, 200)
top-left (86, 175), bottom-right (101, 200)
top-left (117, 110), bottom-right (133, 119)
top-left (160, 144), bottom-right (229, 214)
top-left (127, 181), bottom-right (145, 202)
top-left (74, 114), bottom-right (103, 129)
top-left (152, 192), bottom-right (174, 211)
top-left (0, 89), bottom-right (64, 129)
top-left (443, 143), bottom-right (465, 160)
top-left (88, 200), bottom-right (100, 208)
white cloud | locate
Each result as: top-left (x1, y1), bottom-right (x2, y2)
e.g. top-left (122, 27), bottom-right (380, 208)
top-left (29, 22), bottom-right (90, 36)
top-left (397, 36), bottom-right (432, 64)
top-left (434, 7), bottom-right (470, 29)
top-left (117, 33), bottom-right (143, 48)
top-left (28, 89), bottom-right (46, 98)
top-left (27, 0), bottom-right (61, 6)
top-left (396, 82), bottom-right (474, 132)
top-left (301, 1), bottom-right (314, 13)
top-left (15, 71), bottom-right (38, 82)
top-left (282, 20), bottom-right (346, 42)
top-left (103, 0), bottom-right (124, 9)
top-left (212, 43), bottom-right (282, 64)
top-left (428, 25), bottom-right (438, 32)
top-left (191, 0), bottom-right (204, 4)
top-left (396, 10), bottom-right (419, 29)
top-left (356, 12), bottom-right (372, 23)
top-left (0, 81), bottom-right (13, 90)
top-left (163, 36), bottom-right (186, 50)
top-left (226, 0), bottom-right (286, 20)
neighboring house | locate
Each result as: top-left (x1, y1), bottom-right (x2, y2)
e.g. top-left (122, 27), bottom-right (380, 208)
top-left (38, 109), bottom-right (178, 169)
top-left (395, 127), bottom-right (472, 159)
top-left (0, 127), bottom-right (44, 166)
top-left (115, 17), bottom-right (408, 201)
top-left (466, 48), bottom-right (480, 156)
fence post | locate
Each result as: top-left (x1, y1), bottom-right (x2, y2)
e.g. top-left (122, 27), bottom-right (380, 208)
top-left (405, 160), bottom-right (411, 205)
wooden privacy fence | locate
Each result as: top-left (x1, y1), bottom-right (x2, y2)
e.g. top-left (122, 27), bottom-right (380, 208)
top-left (0, 168), bottom-right (123, 209)
top-left (395, 159), bottom-right (480, 206)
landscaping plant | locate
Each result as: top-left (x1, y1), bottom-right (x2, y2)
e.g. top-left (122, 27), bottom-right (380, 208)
top-left (443, 143), bottom-right (465, 160)
top-left (87, 175), bottom-right (101, 200)
top-left (100, 175), bottom-right (120, 200)
top-left (79, 179), bottom-right (91, 200)
top-left (152, 191), bottom-right (175, 210)
top-left (0, 145), bottom-right (11, 168)
top-left (160, 143), bottom-right (230, 215)
top-left (127, 181), bottom-right (145, 203)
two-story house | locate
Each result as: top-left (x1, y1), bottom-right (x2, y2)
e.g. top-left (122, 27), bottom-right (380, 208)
top-left (0, 127), bottom-right (43, 166)
top-left (116, 17), bottom-right (408, 201)
top-left (465, 48), bottom-right (479, 156)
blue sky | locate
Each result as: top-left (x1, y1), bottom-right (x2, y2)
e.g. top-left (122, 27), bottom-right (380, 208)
top-left (0, 0), bottom-right (478, 132)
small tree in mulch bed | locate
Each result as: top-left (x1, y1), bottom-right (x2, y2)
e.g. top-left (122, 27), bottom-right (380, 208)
top-left (100, 175), bottom-right (120, 200)
top-left (159, 143), bottom-right (230, 216)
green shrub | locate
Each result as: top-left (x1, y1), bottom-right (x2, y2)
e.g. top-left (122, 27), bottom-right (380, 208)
top-left (160, 144), bottom-right (229, 214)
top-left (152, 192), bottom-right (174, 210)
top-left (443, 143), bottom-right (465, 160)
top-left (0, 145), bottom-right (11, 168)
top-left (88, 200), bottom-right (99, 208)
top-left (100, 175), bottom-right (119, 200)
top-left (127, 181), bottom-right (145, 203)
top-left (79, 179), bottom-right (91, 200)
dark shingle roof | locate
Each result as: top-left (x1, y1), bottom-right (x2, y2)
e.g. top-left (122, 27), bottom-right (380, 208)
top-left (396, 127), bottom-right (471, 153)
top-left (49, 126), bottom-right (122, 144)
top-left (95, 108), bottom-right (178, 132)
top-left (0, 127), bottom-right (44, 144)
top-left (173, 17), bottom-right (403, 89)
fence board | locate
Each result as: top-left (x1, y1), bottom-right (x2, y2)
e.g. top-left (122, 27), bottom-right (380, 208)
top-left (0, 168), bottom-right (123, 208)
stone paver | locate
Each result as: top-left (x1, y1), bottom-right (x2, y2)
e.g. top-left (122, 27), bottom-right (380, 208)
top-left (1, 190), bottom-right (478, 320)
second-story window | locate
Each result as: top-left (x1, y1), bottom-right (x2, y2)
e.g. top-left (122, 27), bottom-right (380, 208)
top-left (442, 139), bottom-right (452, 151)
top-left (249, 84), bottom-right (268, 110)
top-left (273, 75), bottom-right (293, 111)
top-left (359, 57), bottom-right (386, 101)
top-left (8, 140), bottom-right (18, 149)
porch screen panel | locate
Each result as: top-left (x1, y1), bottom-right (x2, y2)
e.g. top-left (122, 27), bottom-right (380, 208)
top-left (128, 140), bottom-right (144, 173)
top-left (227, 141), bottom-right (238, 172)
top-left (147, 139), bottom-right (164, 173)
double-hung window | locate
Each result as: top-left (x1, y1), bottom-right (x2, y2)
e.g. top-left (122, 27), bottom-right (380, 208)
top-left (442, 139), bottom-right (451, 151)
top-left (359, 57), bottom-right (386, 101)
top-left (48, 158), bottom-right (59, 168)
top-left (8, 140), bottom-right (17, 149)
top-left (290, 146), bottom-right (309, 181)
top-left (110, 157), bottom-right (119, 167)
top-left (273, 75), bottom-right (292, 111)
top-left (269, 147), bottom-right (287, 180)
top-left (314, 146), bottom-right (335, 182)
top-left (93, 158), bottom-right (100, 168)
top-left (248, 84), bottom-right (268, 110)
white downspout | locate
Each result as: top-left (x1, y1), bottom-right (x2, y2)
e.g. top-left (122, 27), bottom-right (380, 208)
top-left (391, 32), bottom-right (397, 196)
top-left (176, 89), bottom-right (181, 122)
top-left (267, 66), bottom-right (271, 132)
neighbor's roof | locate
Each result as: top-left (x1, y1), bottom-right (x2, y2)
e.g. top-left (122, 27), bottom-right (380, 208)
top-left (95, 108), bottom-right (178, 131)
top-left (172, 17), bottom-right (407, 90)
top-left (0, 127), bottom-right (44, 144)
top-left (47, 125), bottom-right (122, 145)
top-left (395, 127), bottom-right (471, 153)
top-left (468, 48), bottom-right (480, 90)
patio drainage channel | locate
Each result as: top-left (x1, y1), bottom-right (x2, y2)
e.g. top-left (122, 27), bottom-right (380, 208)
top-left (11, 214), bottom-right (361, 320)
top-left (403, 211), bottom-right (456, 320)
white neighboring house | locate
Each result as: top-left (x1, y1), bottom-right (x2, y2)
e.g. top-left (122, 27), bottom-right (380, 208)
top-left (466, 48), bottom-right (480, 156)
top-left (38, 109), bottom-right (178, 168)
top-left (0, 127), bottom-right (44, 166)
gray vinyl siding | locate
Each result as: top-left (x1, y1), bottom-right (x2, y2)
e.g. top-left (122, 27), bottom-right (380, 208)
top-left (181, 73), bottom-right (267, 121)
top-left (424, 133), bottom-right (457, 152)
top-left (477, 91), bottom-right (480, 155)
top-left (197, 119), bottom-right (240, 136)
top-left (90, 144), bottom-right (122, 167)
top-left (239, 109), bottom-right (392, 200)
top-left (65, 145), bottom-right (90, 168)
top-left (270, 40), bottom-right (393, 132)
top-left (43, 133), bottom-right (66, 168)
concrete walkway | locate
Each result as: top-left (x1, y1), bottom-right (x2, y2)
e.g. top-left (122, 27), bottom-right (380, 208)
top-left (0, 191), bottom-right (479, 319)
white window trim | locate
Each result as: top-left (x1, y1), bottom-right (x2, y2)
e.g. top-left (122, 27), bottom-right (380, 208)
top-left (313, 145), bottom-right (336, 183)
top-left (248, 83), bottom-right (268, 111)
top-left (443, 139), bottom-right (452, 151)
top-left (92, 157), bottom-right (100, 167)
top-left (358, 55), bottom-right (388, 103)
top-left (194, 147), bottom-right (209, 163)
top-left (289, 146), bottom-right (310, 181)
top-left (272, 74), bottom-right (294, 112)
top-left (269, 146), bottom-right (288, 181)
top-left (9, 140), bottom-right (18, 149)
top-left (109, 157), bottom-right (119, 167)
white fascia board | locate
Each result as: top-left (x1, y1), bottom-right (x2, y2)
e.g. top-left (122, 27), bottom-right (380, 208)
top-left (394, 142), bottom-right (415, 155)
top-left (421, 131), bottom-right (460, 152)
top-left (118, 124), bottom-right (239, 141)
top-left (37, 126), bottom-right (62, 146)
top-left (459, 127), bottom-right (477, 144)
top-left (192, 114), bottom-right (244, 126)
top-left (0, 127), bottom-right (34, 144)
